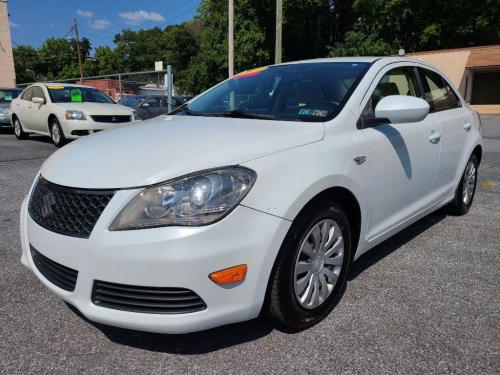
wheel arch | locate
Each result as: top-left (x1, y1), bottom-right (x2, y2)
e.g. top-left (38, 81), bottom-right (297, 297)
top-left (295, 186), bottom-right (362, 259)
top-left (472, 144), bottom-right (482, 165)
top-left (47, 113), bottom-right (58, 132)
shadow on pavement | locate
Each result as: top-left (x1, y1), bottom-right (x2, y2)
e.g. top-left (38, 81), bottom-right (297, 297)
top-left (66, 302), bottom-right (274, 354)
top-left (66, 209), bottom-right (448, 353)
top-left (348, 208), bottom-right (447, 280)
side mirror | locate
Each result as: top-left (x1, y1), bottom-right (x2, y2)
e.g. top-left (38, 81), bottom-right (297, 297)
top-left (374, 95), bottom-right (429, 123)
top-left (32, 96), bottom-right (45, 104)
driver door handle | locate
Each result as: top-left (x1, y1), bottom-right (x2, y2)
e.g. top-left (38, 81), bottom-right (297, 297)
top-left (429, 131), bottom-right (441, 144)
top-left (464, 121), bottom-right (472, 132)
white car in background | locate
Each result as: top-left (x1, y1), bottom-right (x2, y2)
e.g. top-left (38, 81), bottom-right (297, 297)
top-left (11, 83), bottom-right (136, 147)
top-left (21, 57), bottom-right (482, 334)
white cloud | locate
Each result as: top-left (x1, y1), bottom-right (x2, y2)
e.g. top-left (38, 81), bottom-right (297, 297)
top-left (10, 21), bottom-right (21, 28)
top-left (77, 9), bottom-right (94, 18)
top-left (118, 10), bottom-right (165, 25)
top-left (89, 19), bottom-right (111, 30)
top-left (48, 22), bottom-right (55, 28)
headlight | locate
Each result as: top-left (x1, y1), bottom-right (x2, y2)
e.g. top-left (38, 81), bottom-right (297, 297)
top-left (65, 110), bottom-right (86, 120)
top-left (109, 167), bottom-right (256, 230)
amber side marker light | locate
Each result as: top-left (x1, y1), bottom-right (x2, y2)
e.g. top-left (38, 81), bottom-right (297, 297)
top-left (209, 264), bottom-right (247, 285)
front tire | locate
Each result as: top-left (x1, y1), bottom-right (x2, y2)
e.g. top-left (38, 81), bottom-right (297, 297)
top-left (13, 117), bottom-right (28, 139)
top-left (267, 200), bottom-right (352, 330)
top-left (447, 154), bottom-right (478, 215)
top-left (50, 118), bottom-right (67, 147)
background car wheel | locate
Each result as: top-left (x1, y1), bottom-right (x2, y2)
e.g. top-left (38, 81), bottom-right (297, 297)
top-left (266, 199), bottom-right (352, 330)
top-left (50, 118), bottom-right (67, 147)
top-left (13, 117), bottom-right (28, 140)
top-left (447, 154), bottom-right (478, 216)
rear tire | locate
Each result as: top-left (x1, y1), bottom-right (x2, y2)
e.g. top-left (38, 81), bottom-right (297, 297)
top-left (50, 118), bottom-right (67, 147)
top-left (267, 200), bottom-right (352, 330)
top-left (13, 117), bottom-right (28, 140)
top-left (447, 154), bottom-right (478, 215)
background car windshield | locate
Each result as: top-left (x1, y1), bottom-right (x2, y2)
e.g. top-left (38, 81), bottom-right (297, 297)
top-left (186, 62), bottom-right (370, 122)
top-left (47, 86), bottom-right (115, 104)
top-left (0, 89), bottom-right (21, 103)
top-left (120, 95), bottom-right (146, 108)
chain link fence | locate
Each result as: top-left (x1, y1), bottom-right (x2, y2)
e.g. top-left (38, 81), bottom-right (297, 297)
top-left (18, 69), bottom-right (189, 121)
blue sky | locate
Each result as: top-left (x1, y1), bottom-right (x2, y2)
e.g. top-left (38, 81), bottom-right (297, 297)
top-left (8, 0), bottom-right (202, 51)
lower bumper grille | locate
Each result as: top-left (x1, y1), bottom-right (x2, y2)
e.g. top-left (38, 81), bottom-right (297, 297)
top-left (30, 245), bottom-right (78, 291)
top-left (91, 115), bottom-right (131, 123)
top-left (91, 280), bottom-right (207, 314)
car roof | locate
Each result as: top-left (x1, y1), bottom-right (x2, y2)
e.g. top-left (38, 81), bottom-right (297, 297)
top-left (41, 83), bottom-right (95, 88)
top-left (271, 56), bottom-right (424, 66)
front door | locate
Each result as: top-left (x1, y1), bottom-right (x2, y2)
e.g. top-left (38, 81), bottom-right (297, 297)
top-left (359, 65), bottom-right (442, 242)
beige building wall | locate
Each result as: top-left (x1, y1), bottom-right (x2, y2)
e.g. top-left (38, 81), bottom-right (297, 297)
top-left (0, 0), bottom-right (16, 87)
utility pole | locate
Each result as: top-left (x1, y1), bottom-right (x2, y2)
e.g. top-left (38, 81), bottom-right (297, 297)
top-left (73, 17), bottom-right (84, 83)
top-left (228, 0), bottom-right (234, 77)
top-left (275, 0), bottom-right (282, 64)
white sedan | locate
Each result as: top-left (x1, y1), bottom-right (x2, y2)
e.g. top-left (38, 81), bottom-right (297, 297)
top-left (20, 57), bottom-right (482, 334)
top-left (11, 83), bottom-right (135, 147)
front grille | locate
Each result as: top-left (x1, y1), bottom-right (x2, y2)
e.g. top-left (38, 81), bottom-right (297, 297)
top-left (30, 245), bottom-right (78, 291)
top-left (91, 115), bottom-right (131, 123)
top-left (28, 177), bottom-right (114, 238)
top-left (92, 280), bottom-right (207, 314)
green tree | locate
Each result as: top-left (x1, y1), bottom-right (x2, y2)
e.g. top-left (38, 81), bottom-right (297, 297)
top-left (13, 45), bottom-right (40, 83)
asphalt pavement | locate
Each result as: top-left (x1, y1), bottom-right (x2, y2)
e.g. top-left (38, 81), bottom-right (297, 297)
top-left (0, 117), bottom-right (499, 374)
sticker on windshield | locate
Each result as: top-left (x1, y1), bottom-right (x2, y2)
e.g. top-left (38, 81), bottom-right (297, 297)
top-left (47, 85), bottom-right (64, 89)
top-left (70, 89), bottom-right (82, 102)
top-left (232, 66), bottom-right (268, 79)
top-left (298, 108), bottom-right (328, 117)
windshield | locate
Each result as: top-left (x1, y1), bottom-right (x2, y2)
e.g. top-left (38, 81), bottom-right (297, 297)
top-left (47, 85), bottom-right (115, 104)
top-left (120, 95), bottom-right (146, 108)
top-left (185, 62), bottom-right (370, 122)
top-left (0, 89), bottom-right (21, 103)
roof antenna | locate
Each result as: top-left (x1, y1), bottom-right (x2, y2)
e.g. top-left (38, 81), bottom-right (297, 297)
top-left (398, 48), bottom-right (406, 57)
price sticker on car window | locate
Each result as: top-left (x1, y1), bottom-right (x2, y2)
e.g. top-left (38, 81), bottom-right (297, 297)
top-left (71, 89), bottom-right (82, 102)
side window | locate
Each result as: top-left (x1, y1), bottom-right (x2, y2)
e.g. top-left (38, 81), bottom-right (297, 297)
top-left (419, 69), bottom-right (461, 112)
top-left (371, 67), bottom-right (421, 110)
top-left (33, 87), bottom-right (46, 100)
top-left (20, 87), bottom-right (34, 101)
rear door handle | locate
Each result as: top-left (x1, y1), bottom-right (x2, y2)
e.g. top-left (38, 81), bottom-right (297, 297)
top-left (429, 131), bottom-right (441, 144)
top-left (464, 121), bottom-right (472, 132)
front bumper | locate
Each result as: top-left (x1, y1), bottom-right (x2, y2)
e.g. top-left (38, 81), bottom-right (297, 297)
top-left (0, 114), bottom-right (11, 126)
top-left (60, 118), bottom-right (136, 139)
top-left (20, 188), bottom-right (290, 334)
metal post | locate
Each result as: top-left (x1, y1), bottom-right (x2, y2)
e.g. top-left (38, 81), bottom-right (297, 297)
top-left (167, 65), bottom-right (173, 113)
top-left (118, 74), bottom-right (122, 101)
top-left (228, 0), bottom-right (234, 77)
top-left (275, 0), bottom-right (282, 64)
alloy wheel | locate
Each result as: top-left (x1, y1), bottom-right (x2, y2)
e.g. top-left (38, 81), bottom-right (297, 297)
top-left (463, 159), bottom-right (476, 205)
top-left (51, 123), bottom-right (61, 144)
top-left (14, 120), bottom-right (21, 137)
top-left (293, 219), bottom-right (344, 309)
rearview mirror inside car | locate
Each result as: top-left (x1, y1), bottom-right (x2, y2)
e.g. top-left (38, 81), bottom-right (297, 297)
top-left (374, 95), bottom-right (429, 124)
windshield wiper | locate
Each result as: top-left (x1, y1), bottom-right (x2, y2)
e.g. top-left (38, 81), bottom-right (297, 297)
top-left (210, 109), bottom-right (275, 120)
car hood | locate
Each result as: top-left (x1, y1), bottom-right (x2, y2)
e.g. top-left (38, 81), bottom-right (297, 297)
top-left (53, 102), bottom-right (132, 115)
top-left (41, 115), bottom-right (324, 189)
top-left (0, 102), bottom-right (10, 109)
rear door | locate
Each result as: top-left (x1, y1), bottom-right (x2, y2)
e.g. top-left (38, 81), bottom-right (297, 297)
top-left (418, 68), bottom-right (472, 198)
top-left (15, 86), bottom-right (34, 130)
top-left (359, 64), bottom-right (442, 241)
